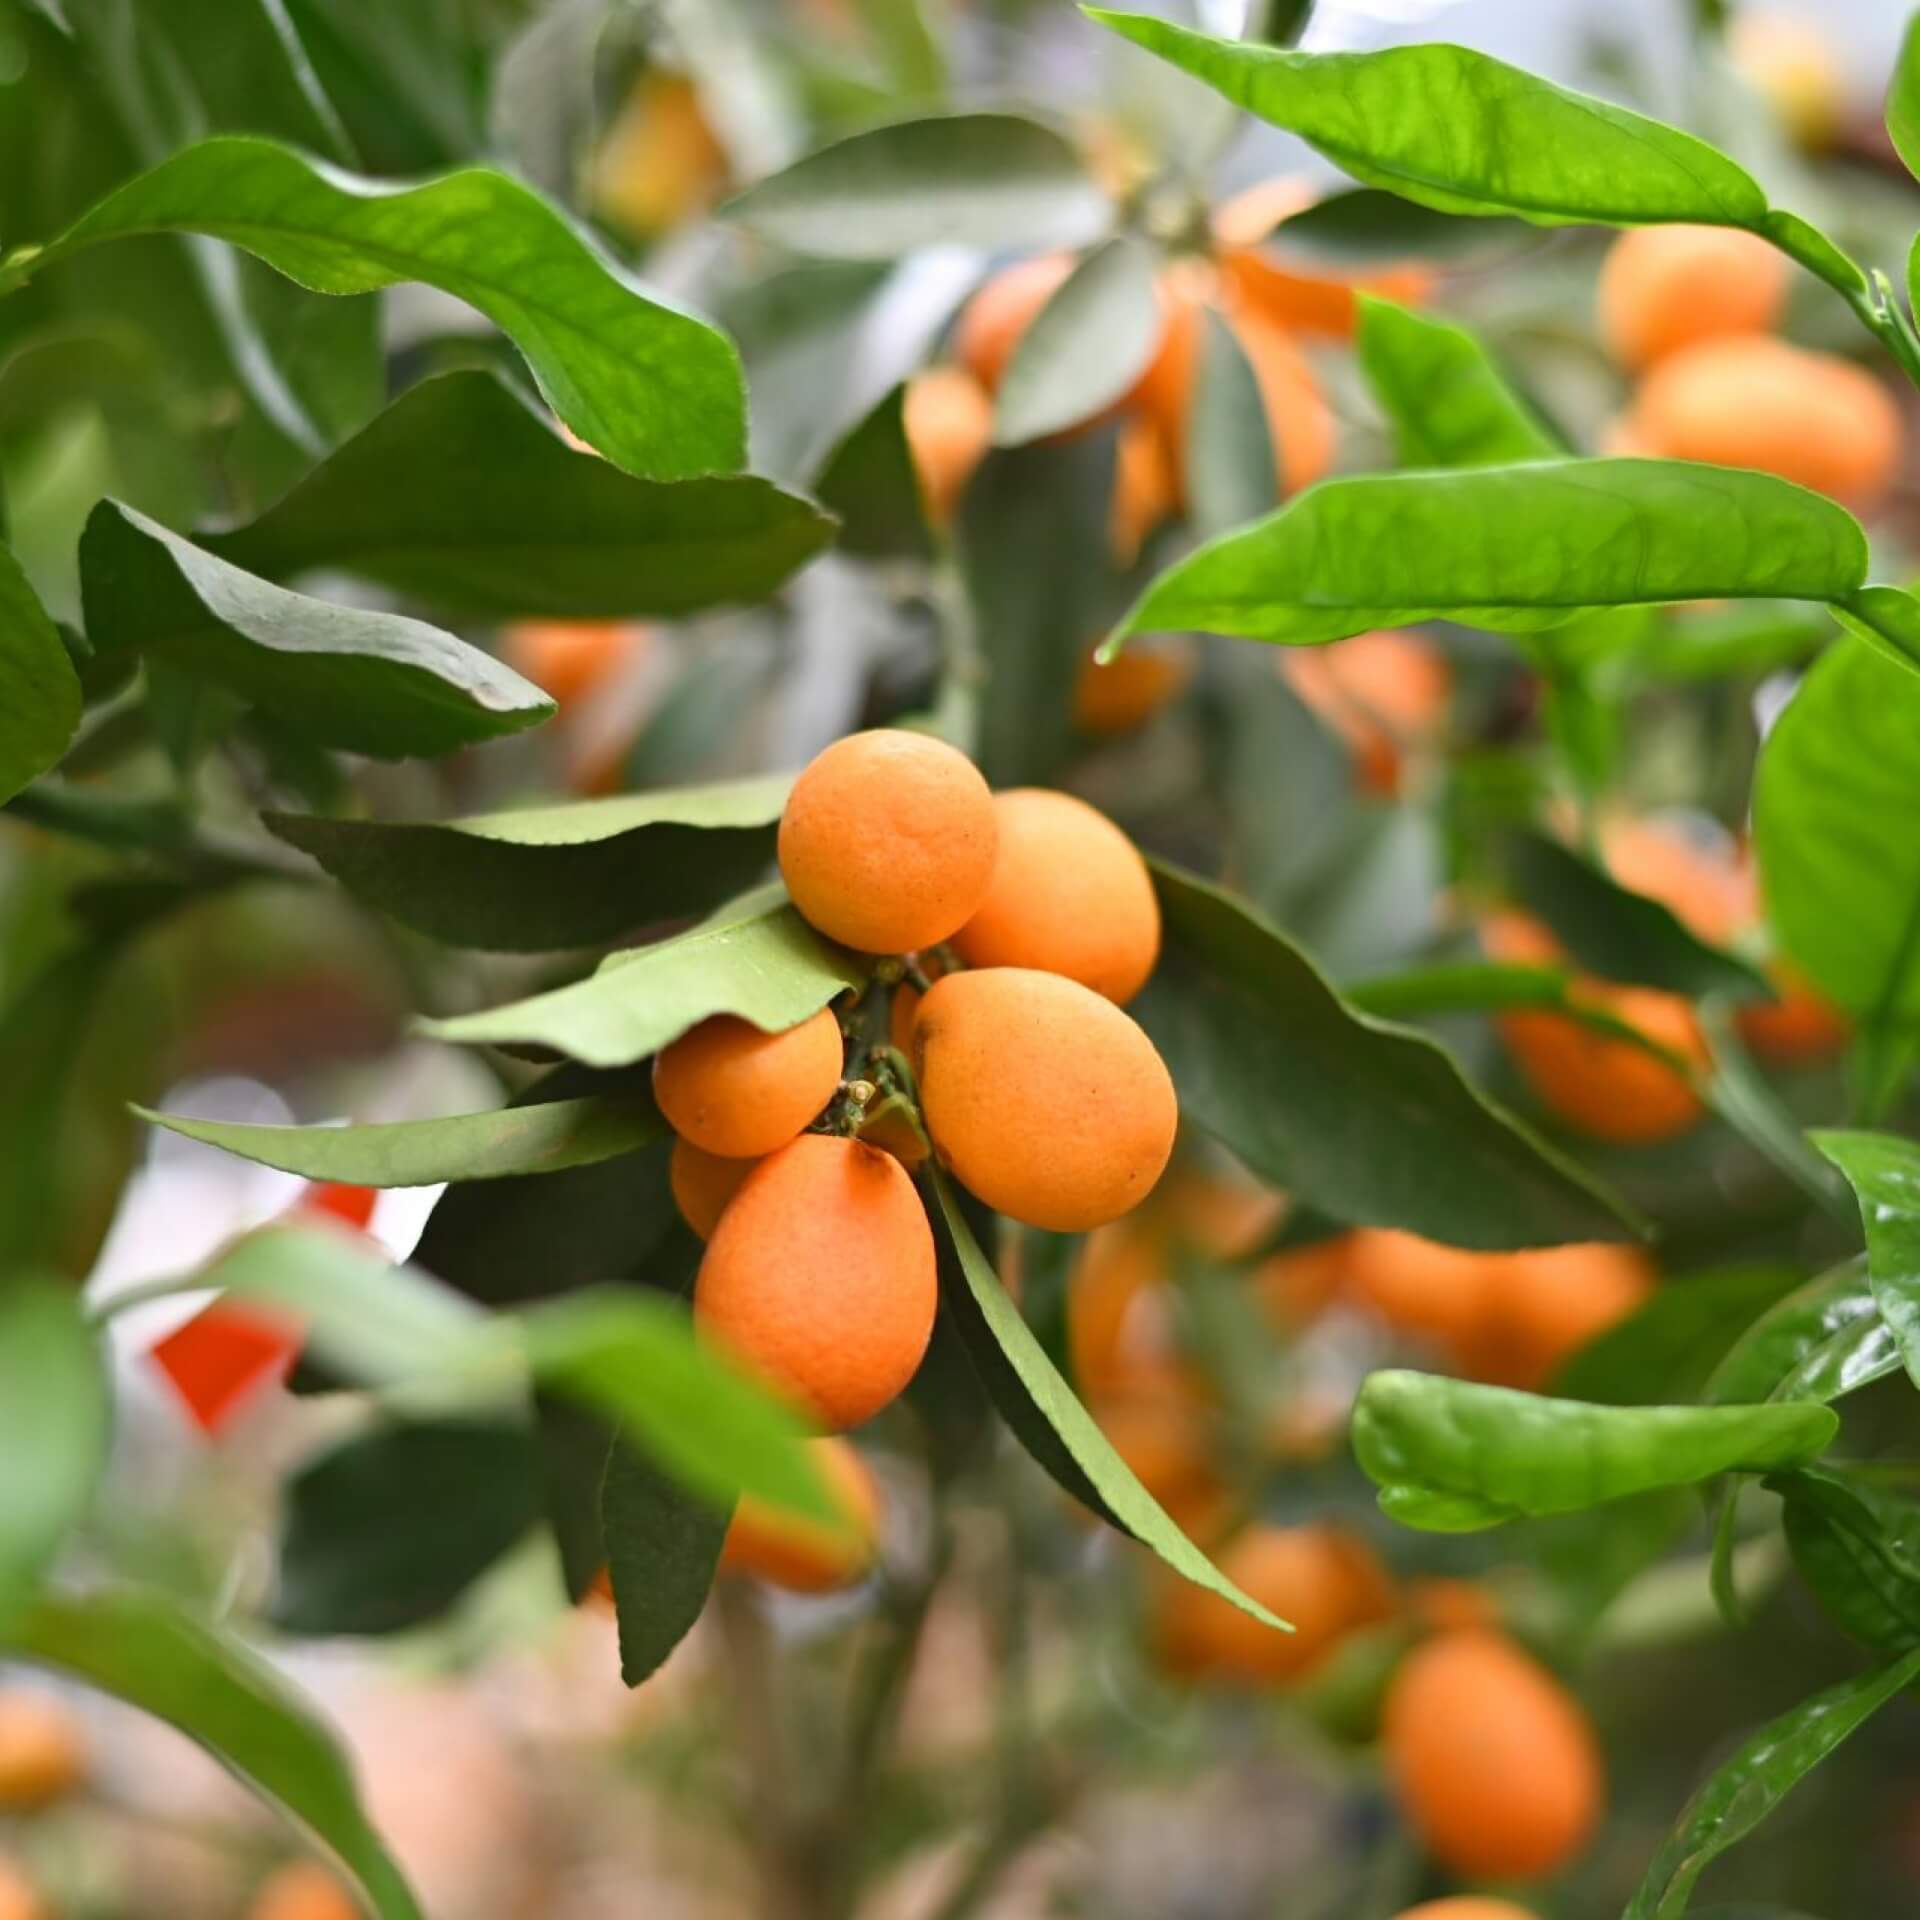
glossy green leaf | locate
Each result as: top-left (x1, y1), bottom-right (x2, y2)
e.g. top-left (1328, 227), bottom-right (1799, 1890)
top-left (420, 893), bottom-right (862, 1068)
top-left (1813, 1131), bottom-right (1920, 1393)
top-left (269, 775), bottom-right (789, 953)
top-left (1507, 829), bottom-right (1768, 998)
top-left (1775, 1465), bottom-right (1920, 1653)
top-left (994, 236), bottom-right (1161, 446)
top-left (1135, 862), bottom-right (1641, 1249)
top-left (724, 113), bottom-right (1109, 261)
top-left (1755, 639), bottom-right (1920, 1024)
top-left (1085, 12), bottom-right (1767, 226)
top-left (1624, 1646), bottom-right (1920, 1920)
top-left (1111, 461), bottom-right (1866, 648)
top-left (79, 502), bottom-right (552, 758)
top-left (813, 385), bottom-right (933, 562)
top-left (1187, 310), bottom-right (1279, 537)
top-left (600, 1439), bottom-right (730, 1686)
top-left (4, 1588), bottom-right (421, 1920)
top-left (275, 1417), bottom-right (542, 1635)
top-left (0, 1279), bottom-right (108, 1618)
top-left (929, 1173), bottom-right (1289, 1629)
top-left (136, 1092), bottom-right (666, 1187)
top-left (1554, 1266), bottom-right (1807, 1407)
top-left (1354, 1370), bottom-right (1837, 1532)
top-left (1889, 11), bottom-right (1920, 185)
top-left (1355, 296), bottom-right (1560, 468)
top-left (0, 541), bottom-right (82, 802)
top-left (1706, 1258), bottom-right (1898, 1407)
top-left (201, 373), bottom-right (832, 619)
top-left (13, 136), bottom-right (746, 478)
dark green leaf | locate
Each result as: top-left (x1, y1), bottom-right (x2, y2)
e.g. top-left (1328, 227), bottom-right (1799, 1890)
top-left (1812, 1131), bottom-right (1920, 1393)
top-left (1135, 861), bottom-right (1642, 1249)
top-left (994, 236), bottom-right (1161, 446)
top-left (1356, 296), bottom-right (1560, 468)
top-left (1623, 1647), bottom-right (1920, 1920)
top-left (1507, 829), bottom-right (1768, 998)
top-left (1111, 461), bottom-right (1867, 647)
top-left (928, 1174), bottom-right (1289, 1629)
top-left (1187, 309), bottom-right (1278, 538)
top-left (813, 384), bottom-right (934, 562)
top-left (269, 775), bottom-right (788, 953)
top-left (0, 540), bottom-right (81, 800)
top-left (601, 1439), bottom-right (730, 1687)
top-left (724, 113), bottom-right (1109, 261)
top-left (201, 373), bottom-right (832, 619)
top-left (4, 1588), bottom-right (421, 1920)
top-left (0, 1279), bottom-right (107, 1618)
top-left (421, 893), bottom-right (863, 1068)
top-left (136, 1092), bottom-right (666, 1187)
top-left (79, 502), bottom-right (553, 758)
top-left (1353, 1370), bottom-right (1837, 1532)
top-left (19, 136), bottom-right (745, 479)
top-left (1263, 187), bottom-right (1531, 265)
top-left (1889, 11), bottom-right (1920, 185)
top-left (275, 1418), bottom-right (542, 1635)
top-left (1775, 1465), bottom-right (1920, 1653)
top-left (1706, 1257), bottom-right (1899, 1406)
top-left (1085, 12), bottom-right (1767, 226)
top-left (1755, 638), bottom-right (1920, 1024)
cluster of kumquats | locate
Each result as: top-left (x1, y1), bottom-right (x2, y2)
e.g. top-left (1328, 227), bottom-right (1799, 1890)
top-left (644, 726), bottom-right (1173, 1591)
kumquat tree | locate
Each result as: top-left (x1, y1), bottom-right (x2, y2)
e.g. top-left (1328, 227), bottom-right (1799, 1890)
top-left (11, 0), bottom-right (1920, 1915)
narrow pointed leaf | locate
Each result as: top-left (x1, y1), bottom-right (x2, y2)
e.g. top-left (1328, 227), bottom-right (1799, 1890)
top-left (1085, 11), bottom-right (1767, 227)
top-left (17, 137), bottom-right (745, 478)
top-left (1135, 862), bottom-right (1641, 1248)
top-left (1111, 461), bottom-right (1867, 647)
top-left (1812, 1131), bottom-right (1920, 1393)
top-left (1187, 310), bottom-right (1279, 537)
top-left (0, 542), bottom-right (82, 802)
top-left (79, 502), bottom-right (553, 757)
top-left (601, 1440), bottom-right (730, 1686)
top-left (269, 775), bottom-right (788, 952)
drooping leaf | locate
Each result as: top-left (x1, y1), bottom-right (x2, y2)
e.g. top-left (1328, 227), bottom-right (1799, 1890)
top-left (1353, 1370), bottom-right (1837, 1532)
top-left (600, 1438), bottom-right (730, 1687)
top-left (1355, 296), bottom-right (1560, 468)
top-left (136, 1092), bottom-right (666, 1188)
top-left (199, 373), bottom-right (832, 618)
top-left (275, 1417), bottom-right (543, 1635)
top-left (1623, 1646), bottom-right (1920, 1920)
top-left (1134, 862), bottom-right (1641, 1248)
top-left (1506, 829), bottom-right (1768, 999)
top-left (1085, 12), bottom-right (1768, 227)
top-left (1187, 309), bottom-right (1279, 538)
top-left (0, 541), bottom-right (82, 802)
top-left (269, 775), bottom-right (790, 952)
top-left (1812, 1131), bottom-right (1920, 1393)
top-left (4, 1588), bottom-right (422, 1920)
top-left (993, 236), bottom-right (1162, 446)
top-left (79, 502), bottom-right (553, 758)
top-left (724, 112), bottom-right (1109, 260)
top-left (420, 893), bottom-right (863, 1068)
top-left (0, 1279), bottom-right (108, 1619)
top-left (928, 1174), bottom-right (1290, 1630)
top-left (1755, 639), bottom-right (1920, 1024)
top-left (1110, 461), bottom-right (1867, 648)
top-left (13, 136), bottom-right (746, 478)
top-left (1774, 1465), bottom-right (1920, 1654)
top-left (1889, 10), bottom-right (1920, 186)
top-left (812, 384), bottom-right (934, 561)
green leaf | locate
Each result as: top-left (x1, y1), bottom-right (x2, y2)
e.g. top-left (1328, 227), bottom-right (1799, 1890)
top-left (275, 1417), bottom-right (542, 1635)
top-left (1623, 1646), bottom-right (1920, 1920)
top-left (928, 1173), bottom-right (1290, 1630)
top-left (136, 1092), bottom-right (666, 1187)
top-left (1135, 861), bottom-right (1642, 1249)
top-left (724, 113), bottom-right (1109, 261)
top-left (1553, 1266), bottom-right (1807, 1407)
top-left (1084, 11), bottom-right (1767, 227)
top-left (993, 236), bottom-right (1161, 446)
top-left (1889, 11), bottom-right (1920, 185)
top-left (1355, 296), bottom-right (1561, 468)
top-left (1622, 601), bottom-right (1832, 683)
top-left (600, 1439), bottom-right (730, 1686)
top-left (420, 893), bottom-right (863, 1068)
top-left (199, 373), bottom-right (832, 619)
top-left (1110, 461), bottom-right (1868, 648)
top-left (813, 384), bottom-right (933, 562)
top-left (1187, 309), bottom-right (1278, 538)
top-left (0, 1279), bottom-right (108, 1619)
top-left (16, 136), bottom-right (746, 479)
top-left (78, 502), bottom-right (553, 758)
top-left (1834, 585), bottom-right (1920, 679)
top-left (1506, 829), bottom-right (1769, 999)
top-left (1812, 1131), bottom-right (1920, 1393)
top-left (1706, 1258), bottom-right (1899, 1407)
top-left (1755, 638), bottom-right (1920, 1024)
top-left (0, 540), bottom-right (82, 802)
top-left (1353, 1370), bottom-right (1837, 1532)
top-left (1262, 186), bottom-right (1531, 264)
top-left (1774, 1465), bottom-right (1920, 1653)
top-left (4, 1588), bottom-right (421, 1920)
top-left (268, 775), bottom-right (789, 953)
